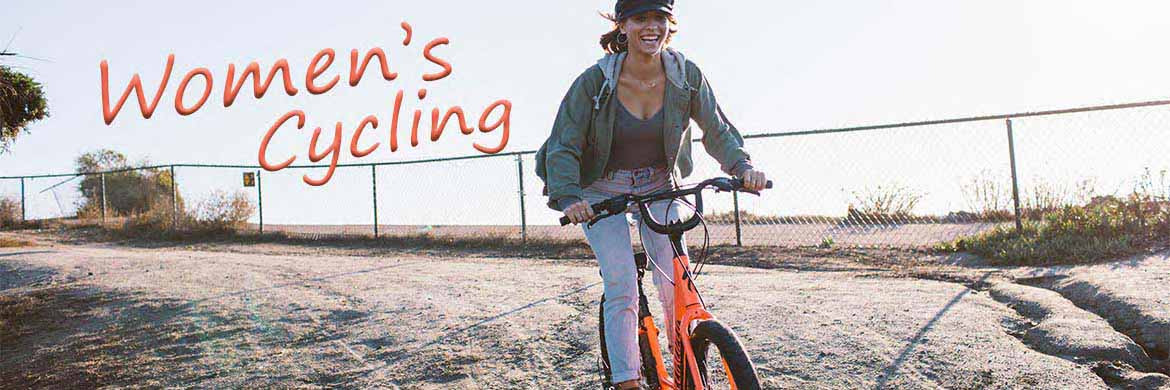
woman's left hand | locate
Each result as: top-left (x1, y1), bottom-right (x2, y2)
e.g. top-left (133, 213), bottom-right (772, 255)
top-left (741, 169), bottom-right (768, 191)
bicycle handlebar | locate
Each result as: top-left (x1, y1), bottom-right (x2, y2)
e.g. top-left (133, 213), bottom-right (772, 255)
top-left (558, 178), bottom-right (772, 235)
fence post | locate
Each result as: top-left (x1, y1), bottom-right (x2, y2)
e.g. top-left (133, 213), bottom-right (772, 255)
top-left (100, 173), bottom-right (107, 225)
top-left (19, 177), bottom-right (26, 222)
top-left (170, 165), bottom-right (178, 230)
top-left (733, 190), bottom-right (743, 246)
top-left (371, 165), bottom-right (379, 238)
top-left (256, 170), bottom-right (264, 234)
top-left (1006, 119), bottom-right (1024, 234)
top-left (516, 155), bottom-right (527, 244)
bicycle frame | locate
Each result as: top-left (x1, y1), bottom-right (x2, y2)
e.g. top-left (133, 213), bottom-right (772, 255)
top-left (638, 231), bottom-right (732, 390)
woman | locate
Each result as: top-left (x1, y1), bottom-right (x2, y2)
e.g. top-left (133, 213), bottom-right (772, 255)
top-left (540, 0), bottom-right (767, 388)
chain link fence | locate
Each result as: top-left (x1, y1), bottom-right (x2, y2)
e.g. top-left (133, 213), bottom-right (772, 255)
top-left (3, 100), bottom-right (1168, 248)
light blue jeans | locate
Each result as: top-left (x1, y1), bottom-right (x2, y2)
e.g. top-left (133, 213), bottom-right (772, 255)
top-left (581, 166), bottom-right (688, 383)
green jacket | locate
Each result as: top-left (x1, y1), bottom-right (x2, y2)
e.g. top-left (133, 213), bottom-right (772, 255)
top-left (534, 48), bottom-right (753, 210)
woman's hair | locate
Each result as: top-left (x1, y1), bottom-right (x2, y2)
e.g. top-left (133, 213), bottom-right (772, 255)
top-left (598, 12), bottom-right (679, 54)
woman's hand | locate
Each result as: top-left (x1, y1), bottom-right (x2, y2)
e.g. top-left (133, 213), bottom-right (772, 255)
top-left (741, 169), bottom-right (768, 191)
top-left (564, 200), bottom-right (597, 224)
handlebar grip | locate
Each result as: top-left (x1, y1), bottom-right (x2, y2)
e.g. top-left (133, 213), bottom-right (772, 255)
top-left (558, 202), bottom-right (609, 226)
top-left (765, 180), bottom-right (773, 189)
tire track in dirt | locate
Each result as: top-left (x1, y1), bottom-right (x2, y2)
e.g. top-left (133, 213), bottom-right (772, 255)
top-left (905, 270), bottom-right (1169, 389)
top-left (1017, 275), bottom-right (1170, 364)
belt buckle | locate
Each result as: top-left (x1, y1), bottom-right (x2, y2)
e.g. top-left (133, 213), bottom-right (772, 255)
top-left (635, 168), bottom-right (652, 183)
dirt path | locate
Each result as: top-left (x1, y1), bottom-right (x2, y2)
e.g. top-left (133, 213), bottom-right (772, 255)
top-left (0, 239), bottom-right (1164, 389)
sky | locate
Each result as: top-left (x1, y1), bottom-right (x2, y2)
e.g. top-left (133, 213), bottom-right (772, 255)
top-left (2, 0), bottom-right (1169, 224)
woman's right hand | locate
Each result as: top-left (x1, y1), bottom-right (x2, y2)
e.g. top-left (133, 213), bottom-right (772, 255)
top-left (564, 200), bottom-right (596, 224)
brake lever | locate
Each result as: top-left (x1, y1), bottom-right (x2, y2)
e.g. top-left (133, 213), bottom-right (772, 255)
top-left (711, 178), bottom-right (737, 193)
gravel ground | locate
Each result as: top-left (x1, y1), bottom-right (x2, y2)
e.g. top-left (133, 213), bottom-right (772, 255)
top-left (1, 233), bottom-right (1167, 389)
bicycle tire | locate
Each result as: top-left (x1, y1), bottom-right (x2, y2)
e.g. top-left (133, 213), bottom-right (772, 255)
top-left (686, 319), bottom-right (761, 390)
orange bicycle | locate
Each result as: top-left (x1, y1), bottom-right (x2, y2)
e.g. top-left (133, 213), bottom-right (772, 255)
top-left (560, 177), bottom-right (770, 390)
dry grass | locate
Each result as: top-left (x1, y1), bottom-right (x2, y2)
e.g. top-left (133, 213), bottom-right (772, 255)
top-left (0, 236), bottom-right (33, 247)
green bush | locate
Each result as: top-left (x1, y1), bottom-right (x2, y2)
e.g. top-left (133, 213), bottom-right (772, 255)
top-left (75, 150), bottom-right (183, 218)
top-left (940, 192), bottom-right (1170, 265)
top-left (1, 65), bottom-right (50, 154)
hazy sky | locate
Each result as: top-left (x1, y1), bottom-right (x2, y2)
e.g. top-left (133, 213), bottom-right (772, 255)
top-left (3, 0), bottom-right (1169, 223)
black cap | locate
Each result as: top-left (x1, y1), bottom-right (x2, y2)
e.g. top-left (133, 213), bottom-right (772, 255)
top-left (615, 0), bottom-right (674, 20)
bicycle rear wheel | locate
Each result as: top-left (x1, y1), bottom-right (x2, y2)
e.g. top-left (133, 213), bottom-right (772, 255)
top-left (686, 319), bottom-right (761, 390)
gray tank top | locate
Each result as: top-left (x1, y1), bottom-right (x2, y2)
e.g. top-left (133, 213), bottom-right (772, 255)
top-left (607, 101), bottom-right (667, 171)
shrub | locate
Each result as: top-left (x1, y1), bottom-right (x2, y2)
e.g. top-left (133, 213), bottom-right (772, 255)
top-left (122, 198), bottom-right (178, 234)
top-left (1018, 178), bottom-right (1094, 218)
top-left (1, 65), bottom-right (50, 154)
top-left (957, 170), bottom-right (1108, 223)
top-left (842, 183), bottom-right (923, 226)
top-left (939, 183), bottom-right (1170, 266)
top-left (74, 150), bottom-right (183, 217)
top-left (960, 170), bottom-right (1013, 222)
top-left (190, 190), bottom-right (256, 232)
top-left (0, 197), bottom-right (21, 228)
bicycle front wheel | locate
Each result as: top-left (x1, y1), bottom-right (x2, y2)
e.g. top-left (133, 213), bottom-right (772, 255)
top-left (686, 319), bottom-right (761, 390)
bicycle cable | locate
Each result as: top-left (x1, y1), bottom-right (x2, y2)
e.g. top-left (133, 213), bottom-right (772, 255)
top-left (636, 185), bottom-right (713, 287)
top-left (638, 195), bottom-right (681, 287)
top-left (670, 197), bottom-right (711, 280)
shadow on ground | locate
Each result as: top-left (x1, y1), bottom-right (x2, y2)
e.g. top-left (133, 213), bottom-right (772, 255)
top-left (0, 263), bottom-right (369, 388)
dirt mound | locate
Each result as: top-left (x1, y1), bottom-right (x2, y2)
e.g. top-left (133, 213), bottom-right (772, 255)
top-left (1010, 252), bottom-right (1170, 373)
top-left (989, 283), bottom-right (1157, 371)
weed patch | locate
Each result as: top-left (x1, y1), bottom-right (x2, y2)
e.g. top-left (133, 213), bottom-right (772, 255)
top-left (938, 194), bottom-right (1170, 265)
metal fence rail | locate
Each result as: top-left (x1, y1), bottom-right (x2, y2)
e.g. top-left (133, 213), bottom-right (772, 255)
top-left (2, 99), bottom-right (1168, 248)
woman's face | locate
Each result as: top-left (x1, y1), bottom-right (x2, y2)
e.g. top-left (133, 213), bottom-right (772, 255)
top-left (621, 11), bottom-right (671, 56)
